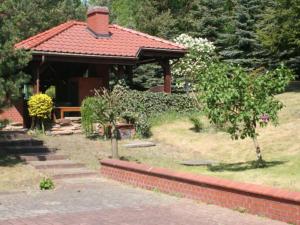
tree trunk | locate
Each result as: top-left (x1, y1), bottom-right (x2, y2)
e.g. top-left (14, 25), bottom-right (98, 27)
top-left (252, 135), bottom-right (263, 162)
top-left (111, 123), bottom-right (119, 159)
top-left (41, 120), bottom-right (45, 134)
top-left (30, 117), bottom-right (35, 130)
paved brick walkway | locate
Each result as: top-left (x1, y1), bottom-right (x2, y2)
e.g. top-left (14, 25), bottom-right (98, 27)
top-left (0, 178), bottom-right (287, 225)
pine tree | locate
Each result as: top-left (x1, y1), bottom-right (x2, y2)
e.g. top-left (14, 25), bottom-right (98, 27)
top-left (257, 0), bottom-right (300, 75)
top-left (217, 0), bottom-right (271, 69)
top-left (0, 0), bottom-right (85, 107)
top-left (184, 0), bottom-right (234, 41)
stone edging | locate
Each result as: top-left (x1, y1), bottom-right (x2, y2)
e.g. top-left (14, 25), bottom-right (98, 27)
top-left (100, 159), bottom-right (300, 225)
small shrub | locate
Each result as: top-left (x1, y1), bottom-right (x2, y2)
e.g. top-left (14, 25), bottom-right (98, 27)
top-left (39, 177), bottom-right (54, 190)
top-left (135, 114), bottom-right (151, 138)
top-left (81, 97), bottom-right (104, 136)
top-left (0, 119), bottom-right (9, 129)
top-left (28, 94), bottom-right (53, 133)
top-left (45, 86), bottom-right (56, 99)
top-left (189, 116), bottom-right (204, 132)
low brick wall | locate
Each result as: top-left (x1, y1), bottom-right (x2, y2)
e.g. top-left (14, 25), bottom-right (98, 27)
top-left (100, 159), bottom-right (300, 225)
top-left (0, 101), bottom-right (24, 124)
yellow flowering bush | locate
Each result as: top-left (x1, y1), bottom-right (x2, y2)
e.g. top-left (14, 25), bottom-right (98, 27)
top-left (28, 94), bottom-right (53, 119)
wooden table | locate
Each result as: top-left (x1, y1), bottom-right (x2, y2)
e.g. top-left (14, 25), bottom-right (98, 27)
top-left (55, 107), bottom-right (81, 119)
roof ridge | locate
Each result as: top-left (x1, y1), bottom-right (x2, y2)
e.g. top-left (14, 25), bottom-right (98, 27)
top-left (15, 21), bottom-right (77, 49)
top-left (111, 24), bottom-right (186, 49)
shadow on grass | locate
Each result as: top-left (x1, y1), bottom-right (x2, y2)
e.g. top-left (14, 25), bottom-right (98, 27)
top-left (208, 160), bottom-right (286, 172)
top-left (119, 156), bottom-right (141, 164)
top-left (0, 154), bottom-right (25, 167)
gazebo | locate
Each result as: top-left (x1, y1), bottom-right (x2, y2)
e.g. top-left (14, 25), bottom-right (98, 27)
top-left (1, 6), bottom-right (187, 126)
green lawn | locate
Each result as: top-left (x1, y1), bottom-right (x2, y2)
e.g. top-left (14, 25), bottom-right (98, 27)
top-left (42, 91), bottom-right (300, 192)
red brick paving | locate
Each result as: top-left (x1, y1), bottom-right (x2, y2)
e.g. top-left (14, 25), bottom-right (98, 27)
top-left (0, 178), bottom-right (287, 225)
top-left (0, 205), bottom-right (287, 225)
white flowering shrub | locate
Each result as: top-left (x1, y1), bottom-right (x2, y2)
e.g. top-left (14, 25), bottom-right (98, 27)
top-left (172, 34), bottom-right (216, 90)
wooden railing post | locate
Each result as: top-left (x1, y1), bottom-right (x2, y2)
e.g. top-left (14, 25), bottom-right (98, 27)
top-left (161, 59), bottom-right (172, 93)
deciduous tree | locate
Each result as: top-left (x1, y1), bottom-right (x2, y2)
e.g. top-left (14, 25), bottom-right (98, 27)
top-left (197, 63), bottom-right (294, 164)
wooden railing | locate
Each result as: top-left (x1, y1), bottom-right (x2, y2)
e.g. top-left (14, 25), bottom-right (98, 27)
top-left (54, 107), bottom-right (81, 119)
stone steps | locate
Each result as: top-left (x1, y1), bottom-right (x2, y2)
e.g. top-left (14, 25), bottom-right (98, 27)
top-left (30, 159), bottom-right (85, 169)
top-left (43, 168), bottom-right (98, 180)
top-left (18, 153), bottom-right (67, 161)
top-left (0, 146), bottom-right (55, 155)
top-left (0, 130), bottom-right (99, 182)
top-left (0, 139), bottom-right (44, 147)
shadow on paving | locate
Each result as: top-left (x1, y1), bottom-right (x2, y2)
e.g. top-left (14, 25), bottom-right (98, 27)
top-left (207, 160), bottom-right (286, 172)
top-left (0, 154), bottom-right (25, 167)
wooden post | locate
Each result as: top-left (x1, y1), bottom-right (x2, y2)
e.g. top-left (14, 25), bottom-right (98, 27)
top-left (95, 64), bottom-right (109, 89)
top-left (117, 65), bottom-right (125, 80)
top-left (125, 65), bottom-right (133, 86)
top-left (161, 59), bottom-right (172, 93)
top-left (36, 67), bottom-right (40, 94)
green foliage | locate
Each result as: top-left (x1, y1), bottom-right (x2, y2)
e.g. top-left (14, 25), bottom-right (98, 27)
top-left (257, 0), bottom-right (300, 75)
top-left (198, 63), bottom-right (294, 139)
top-left (185, 0), bottom-right (234, 41)
top-left (45, 86), bottom-right (56, 100)
top-left (81, 85), bottom-right (196, 138)
top-left (39, 177), bottom-right (55, 190)
top-left (81, 97), bottom-right (107, 136)
top-left (0, 42), bottom-right (31, 107)
top-left (113, 85), bottom-right (196, 118)
top-left (132, 64), bottom-right (163, 91)
top-left (81, 89), bottom-right (121, 158)
top-left (217, 0), bottom-right (271, 69)
top-left (189, 116), bottom-right (204, 133)
top-left (196, 62), bottom-right (294, 161)
top-left (0, 0), bottom-right (85, 108)
top-left (113, 85), bottom-right (196, 137)
top-left (135, 114), bottom-right (152, 138)
top-left (0, 119), bottom-right (9, 129)
top-left (173, 34), bottom-right (216, 89)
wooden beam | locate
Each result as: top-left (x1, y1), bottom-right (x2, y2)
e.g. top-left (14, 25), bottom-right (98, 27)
top-left (32, 54), bottom-right (137, 65)
top-left (139, 48), bottom-right (186, 59)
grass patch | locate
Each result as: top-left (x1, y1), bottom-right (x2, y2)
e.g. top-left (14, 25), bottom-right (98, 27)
top-left (0, 155), bottom-right (42, 192)
top-left (149, 111), bottom-right (202, 127)
top-left (41, 91), bottom-right (300, 192)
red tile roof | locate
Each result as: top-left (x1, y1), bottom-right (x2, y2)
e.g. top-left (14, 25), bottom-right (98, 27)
top-left (15, 21), bottom-right (186, 58)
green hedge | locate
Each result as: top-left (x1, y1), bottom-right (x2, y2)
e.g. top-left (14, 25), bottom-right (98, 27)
top-left (81, 85), bottom-right (197, 137)
top-left (113, 85), bottom-right (196, 117)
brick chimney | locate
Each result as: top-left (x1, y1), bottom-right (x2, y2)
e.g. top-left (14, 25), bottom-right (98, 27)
top-left (87, 6), bottom-right (110, 37)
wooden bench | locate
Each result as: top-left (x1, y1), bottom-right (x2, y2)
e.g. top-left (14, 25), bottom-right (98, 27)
top-left (55, 107), bottom-right (81, 119)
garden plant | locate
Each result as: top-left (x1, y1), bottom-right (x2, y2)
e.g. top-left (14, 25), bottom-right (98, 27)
top-left (28, 93), bottom-right (53, 134)
top-left (82, 89), bottom-right (122, 159)
top-left (196, 63), bottom-right (294, 165)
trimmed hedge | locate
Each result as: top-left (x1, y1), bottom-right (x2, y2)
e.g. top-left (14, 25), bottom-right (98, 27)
top-left (81, 85), bottom-right (197, 137)
top-left (113, 85), bottom-right (196, 117)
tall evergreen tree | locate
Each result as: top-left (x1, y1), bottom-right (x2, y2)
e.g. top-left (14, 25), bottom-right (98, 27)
top-left (217, 0), bottom-right (271, 69)
top-left (257, 0), bottom-right (300, 75)
top-left (184, 0), bottom-right (234, 41)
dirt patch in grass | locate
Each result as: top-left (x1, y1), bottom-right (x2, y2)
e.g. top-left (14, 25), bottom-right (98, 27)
top-left (41, 92), bottom-right (300, 192)
top-left (0, 155), bottom-right (42, 192)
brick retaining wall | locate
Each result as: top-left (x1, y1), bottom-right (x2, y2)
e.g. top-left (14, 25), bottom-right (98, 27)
top-left (0, 101), bottom-right (24, 124)
top-left (100, 159), bottom-right (300, 225)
